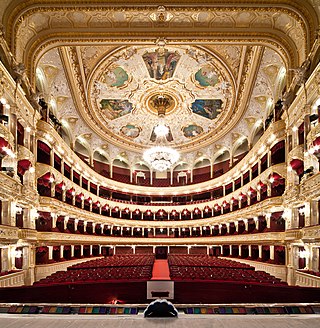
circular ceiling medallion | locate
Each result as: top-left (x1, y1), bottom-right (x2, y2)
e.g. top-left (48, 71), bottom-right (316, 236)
top-left (146, 92), bottom-right (177, 116)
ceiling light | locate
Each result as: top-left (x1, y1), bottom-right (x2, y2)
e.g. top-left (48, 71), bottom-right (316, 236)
top-left (154, 124), bottom-right (169, 137)
top-left (143, 94), bottom-right (179, 171)
top-left (143, 146), bottom-right (179, 172)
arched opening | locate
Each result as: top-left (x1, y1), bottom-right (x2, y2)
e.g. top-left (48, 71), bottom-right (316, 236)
top-left (74, 139), bottom-right (90, 166)
top-left (173, 162), bottom-right (189, 186)
top-left (251, 124), bottom-right (264, 147)
top-left (233, 138), bottom-right (249, 165)
top-left (213, 150), bottom-right (230, 177)
top-left (133, 162), bottom-right (150, 186)
top-left (112, 158), bottom-right (130, 183)
top-left (193, 158), bottom-right (211, 183)
top-left (93, 150), bottom-right (110, 178)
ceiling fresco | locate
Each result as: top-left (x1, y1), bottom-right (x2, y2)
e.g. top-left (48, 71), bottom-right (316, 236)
top-left (89, 45), bottom-right (234, 148)
top-left (1, 0), bottom-right (318, 168)
top-left (36, 41), bottom-right (286, 163)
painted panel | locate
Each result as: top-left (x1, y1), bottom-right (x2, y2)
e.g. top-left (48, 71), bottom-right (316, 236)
top-left (100, 99), bottom-right (133, 120)
top-left (142, 50), bottom-right (180, 80)
top-left (191, 99), bottom-right (223, 120)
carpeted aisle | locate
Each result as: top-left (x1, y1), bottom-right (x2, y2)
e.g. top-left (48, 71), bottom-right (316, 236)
top-left (151, 260), bottom-right (171, 280)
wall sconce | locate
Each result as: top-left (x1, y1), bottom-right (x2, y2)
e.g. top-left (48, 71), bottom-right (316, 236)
top-left (15, 206), bottom-right (22, 214)
top-left (299, 249), bottom-right (309, 259)
top-left (15, 249), bottom-right (22, 258)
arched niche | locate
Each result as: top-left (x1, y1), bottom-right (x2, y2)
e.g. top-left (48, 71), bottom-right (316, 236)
top-left (113, 158), bottom-right (129, 169)
top-left (74, 139), bottom-right (90, 165)
top-left (112, 158), bottom-right (130, 183)
top-left (60, 126), bottom-right (72, 148)
top-left (173, 162), bottom-right (190, 186)
top-left (193, 158), bottom-right (211, 183)
top-left (251, 124), bottom-right (264, 147)
top-left (194, 158), bottom-right (211, 169)
top-left (173, 162), bottom-right (189, 171)
top-left (233, 138), bottom-right (249, 163)
top-left (213, 150), bottom-right (230, 177)
top-left (93, 150), bottom-right (110, 177)
top-left (133, 162), bottom-right (150, 185)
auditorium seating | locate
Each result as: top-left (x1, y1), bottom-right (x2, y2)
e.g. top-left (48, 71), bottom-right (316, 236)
top-left (34, 255), bottom-right (155, 285)
top-left (168, 254), bottom-right (286, 285)
top-left (69, 254), bottom-right (155, 269)
top-left (299, 270), bottom-right (320, 277)
top-left (168, 254), bottom-right (253, 269)
top-left (0, 270), bottom-right (22, 277)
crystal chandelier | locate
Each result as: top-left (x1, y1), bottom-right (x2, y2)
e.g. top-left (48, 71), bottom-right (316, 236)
top-left (143, 94), bottom-right (179, 171)
top-left (143, 145), bottom-right (179, 172)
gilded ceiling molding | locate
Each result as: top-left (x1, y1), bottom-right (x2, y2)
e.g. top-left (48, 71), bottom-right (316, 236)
top-left (59, 43), bottom-right (248, 154)
top-left (2, 1), bottom-right (315, 81)
top-left (25, 33), bottom-right (295, 91)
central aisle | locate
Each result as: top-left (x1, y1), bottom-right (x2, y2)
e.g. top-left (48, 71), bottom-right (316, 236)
top-left (151, 260), bottom-right (171, 280)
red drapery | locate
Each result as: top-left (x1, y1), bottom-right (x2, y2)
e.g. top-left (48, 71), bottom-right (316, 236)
top-left (231, 197), bottom-right (238, 205)
top-left (290, 159), bottom-right (304, 176)
top-left (37, 172), bottom-right (54, 186)
top-left (55, 181), bottom-right (65, 191)
top-left (38, 141), bottom-right (51, 154)
top-left (222, 200), bottom-right (230, 209)
top-left (269, 173), bottom-right (285, 186)
top-left (271, 140), bottom-right (285, 154)
top-left (17, 159), bottom-right (31, 175)
top-left (0, 137), bottom-right (10, 157)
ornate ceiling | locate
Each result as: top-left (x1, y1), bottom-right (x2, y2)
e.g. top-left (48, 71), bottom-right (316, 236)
top-left (38, 43), bottom-right (284, 155)
top-left (1, 0), bottom-right (319, 167)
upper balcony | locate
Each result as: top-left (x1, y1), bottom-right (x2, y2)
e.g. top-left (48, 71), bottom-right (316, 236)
top-left (36, 119), bottom-right (286, 201)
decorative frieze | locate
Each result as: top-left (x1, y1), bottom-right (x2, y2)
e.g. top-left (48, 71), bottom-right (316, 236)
top-left (0, 172), bottom-right (21, 200)
top-left (18, 229), bottom-right (38, 242)
top-left (285, 229), bottom-right (302, 241)
top-left (302, 225), bottom-right (320, 242)
top-left (300, 172), bottom-right (320, 199)
top-left (36, 230), bottom-right (285, 246)
top-left (0, 225), bottom-right (19, 243)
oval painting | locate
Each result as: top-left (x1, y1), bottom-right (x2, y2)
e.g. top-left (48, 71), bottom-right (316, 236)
top-left (195, 66), bottom-right (219, 87)
top-left (120, 124), bottom-right (141, 139)
top-left (182, 124), bottom-right (204, 138)
top-left (103, 66), bottom-right (129, 87)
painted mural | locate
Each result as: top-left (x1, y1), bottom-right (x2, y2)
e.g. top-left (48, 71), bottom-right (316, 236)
top-left (142, 49), bottom-right (180, 80)
top-left (191, 99), bottom-right (223, 120)
top-left (102, 66), bottom-right (129, 87)
top-left (195, 66), bottom-right (219, 87)
top-left (182, 124), bottom-right (204, 138)
top-left (120, 124), bottom-right (141, 138)
top-left (100, 99), bottom-right (133, 120)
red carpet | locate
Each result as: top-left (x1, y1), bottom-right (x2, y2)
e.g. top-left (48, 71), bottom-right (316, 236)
top-left (151, 260), bottom-right (171, 280)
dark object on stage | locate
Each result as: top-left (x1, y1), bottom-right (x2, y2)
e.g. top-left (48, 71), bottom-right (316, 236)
top-left (144, 299), bottom-right (178, 317)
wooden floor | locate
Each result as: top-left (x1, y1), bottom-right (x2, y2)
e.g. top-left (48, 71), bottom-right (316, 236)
top-left (0, 313), bottom-right (320, 328)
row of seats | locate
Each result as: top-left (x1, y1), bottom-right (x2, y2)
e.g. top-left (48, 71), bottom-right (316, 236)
top-left (34, 266), bottom-right (152, 285)
top-left (299, 270), bottom-right (320, 277)
top-left (167, 254), bottom-right (286, 285)
top-left (34, 255), bottom-right (155, 285)
top-left (168, 254), bottom-right (253, 269)
top-left (0, 270), bottom-right (22, 277)
top-left (169, 265), bottom-right (284, 284)
top-left (69, 254), bottom-right (155, 269)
